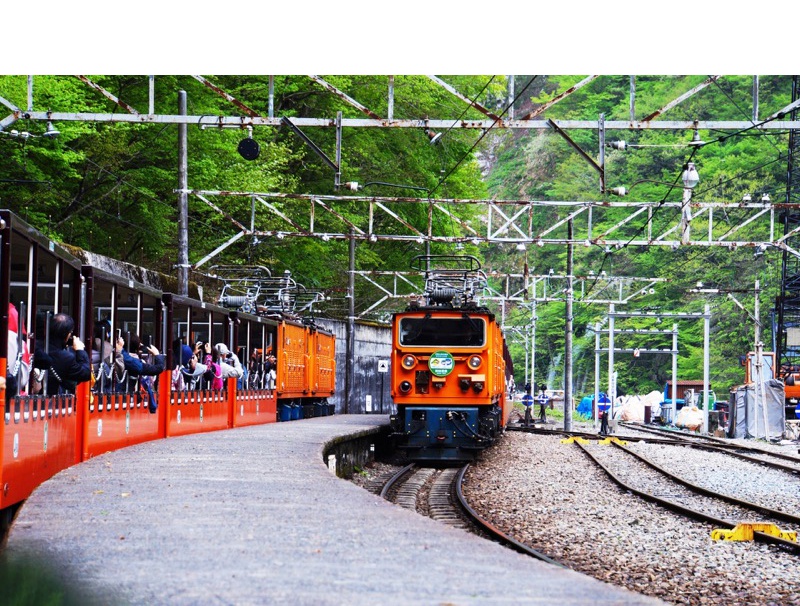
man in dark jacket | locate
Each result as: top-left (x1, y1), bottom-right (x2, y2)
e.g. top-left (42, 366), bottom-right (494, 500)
top-left (34, 313), bottom-right (92, 396)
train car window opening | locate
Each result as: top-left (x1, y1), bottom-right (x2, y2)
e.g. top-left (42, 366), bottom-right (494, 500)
top-left (399, 317), bottom-right (485, 347)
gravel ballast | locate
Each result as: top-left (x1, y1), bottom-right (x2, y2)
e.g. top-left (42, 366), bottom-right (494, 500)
top-left (462, 428), bottom-right (800, 606)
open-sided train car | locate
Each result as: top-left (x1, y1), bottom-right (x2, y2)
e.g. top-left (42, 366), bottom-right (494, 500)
top-left (0, 209), bottom-right (335, 527)
top-left (389, 256), bottom-right (511, 463)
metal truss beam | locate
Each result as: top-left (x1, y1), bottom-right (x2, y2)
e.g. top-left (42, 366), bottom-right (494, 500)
top-left (5, 110), bottom-right (799, 132)
top-left (4, 75), bottom-right (799, 133)
top-left (351, 270), bottom-right (666, 320)
top-left (641, 75), bottom-right (722, 122)
top-left (186, 190), bottom-right (800, 260)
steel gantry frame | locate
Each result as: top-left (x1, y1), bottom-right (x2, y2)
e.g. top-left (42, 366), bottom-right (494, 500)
top-left (4, 74), bottom-right (800, 308)
top-left (186, 189), bottom-right (800, 261)
top-left (4, 74), bottom-right (800, 133)
top-left (5, 75), bottom-right (800, 307)
top-left (351, 270), bottom-right (666, 321)
top-left (5, 74), bottom-right (799, 429)
top-left (599, 306), bottom-right (713, 434)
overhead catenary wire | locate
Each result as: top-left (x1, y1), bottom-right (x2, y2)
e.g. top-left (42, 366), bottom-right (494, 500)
top-left (429, 76), bottom-right (539, 198)
top-left (588, 104), bottom-right (791, 283)
top-left (710, 77), bottom-right (784, 155)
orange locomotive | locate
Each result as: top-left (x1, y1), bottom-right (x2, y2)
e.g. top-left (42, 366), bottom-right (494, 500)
top-left (389, 256), bottom-right (511, 463)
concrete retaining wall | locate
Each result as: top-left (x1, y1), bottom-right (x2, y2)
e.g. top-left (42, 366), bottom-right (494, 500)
top-left (315, 319), bottom-right (393, 414)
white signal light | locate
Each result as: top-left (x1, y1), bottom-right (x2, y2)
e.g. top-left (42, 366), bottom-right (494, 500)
top-left (468, 355), bottom-right (482, 369)
top-left (402, 355), bottom-right (417, 369)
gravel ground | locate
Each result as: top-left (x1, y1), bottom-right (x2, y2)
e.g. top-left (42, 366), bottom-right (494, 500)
top-left (349, 418), bottom-right (800, 605)
top-left (463, 427), bottom-right (800, 606)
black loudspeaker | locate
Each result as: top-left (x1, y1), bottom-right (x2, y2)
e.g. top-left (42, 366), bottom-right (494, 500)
top-left (238, 137), bottom-right (260, 160)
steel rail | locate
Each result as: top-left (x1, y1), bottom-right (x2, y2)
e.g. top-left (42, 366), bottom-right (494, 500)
top-left (622, 422), bottom-right (800, 465)
top-left (682, 443), bottom-right (800, 475)
top-left (609, 441), bottom-right (800, 526)
top-left (379, 462), bottom-right (416, 500)
top-left (454, 465), bottom-right (566, 567)
top-left (574, 440), bottom-right (800, 555)
top-left (511, 422), bottom-right (800, 472)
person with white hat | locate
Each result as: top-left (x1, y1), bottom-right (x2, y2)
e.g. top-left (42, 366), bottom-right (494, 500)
top-left (214, 343), bottom-right (244, 381)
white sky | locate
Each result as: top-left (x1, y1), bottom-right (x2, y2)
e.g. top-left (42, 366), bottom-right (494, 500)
top-left (1, 2), bottom-right (793, 75)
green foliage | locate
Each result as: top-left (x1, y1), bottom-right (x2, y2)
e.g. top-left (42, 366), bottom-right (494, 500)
top-left (0, 74), bottom-right (494, 302)
top-left (0, 75), bottom-right (792, 398)
top-left (487, 75), bottom-right (792, 399)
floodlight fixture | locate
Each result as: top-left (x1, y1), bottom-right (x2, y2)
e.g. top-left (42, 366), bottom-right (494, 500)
top-left (42, 121), bottom-right (60, 138)
top-left (682, 162), bottom-right (700, 189)
top-left (424, 129), bottom-right (442, 146)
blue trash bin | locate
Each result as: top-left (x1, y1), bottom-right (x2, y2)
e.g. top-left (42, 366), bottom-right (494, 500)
top-left (278, 404), bottom-right (292, 422)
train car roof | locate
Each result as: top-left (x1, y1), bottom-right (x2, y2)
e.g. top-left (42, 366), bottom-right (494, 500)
top-left (82, 264), bottom-right (164, 300)
top-left (1, 209), bottom-right (84, 269)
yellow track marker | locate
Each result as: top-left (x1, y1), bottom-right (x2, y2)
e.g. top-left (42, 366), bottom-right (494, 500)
top-left (598, 437), bottom-right (628, 446)
top-left (711, 523), bottom-right (797, 542)
top-left (560, 436), bottom-right (590, 444)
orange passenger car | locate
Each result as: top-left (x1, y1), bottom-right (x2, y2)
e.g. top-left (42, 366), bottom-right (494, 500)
top-left (0, 210), bottom-right (335, 527)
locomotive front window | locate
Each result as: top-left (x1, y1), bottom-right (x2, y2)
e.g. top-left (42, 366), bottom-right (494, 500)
top-left (399, 316), bottom-right (485, 347)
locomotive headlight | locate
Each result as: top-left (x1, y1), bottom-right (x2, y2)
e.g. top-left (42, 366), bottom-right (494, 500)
top-left (399, 381), bottom-right (412, 394)
top-left (402, 354), bottom-right (417, 369)
top-left (467, 355), bottom-right (483, 370)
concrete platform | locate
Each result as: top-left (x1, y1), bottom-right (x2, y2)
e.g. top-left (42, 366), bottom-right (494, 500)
top-left (3, 415), bottom-right (663, 605)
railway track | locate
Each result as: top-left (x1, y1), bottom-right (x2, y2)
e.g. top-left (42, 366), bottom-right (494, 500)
top-left (462, 429), bottom-right (800, 605)
top-left (572, 437), bottom-right (800, 555)
top-left (355, 424), bottom-right (800, 604)
top-left (620, 421), bottom-right (800, 471)
top-left (512, 421), bottom-right (800, 475)
top-left (373, 463), bottom-right (563, 566)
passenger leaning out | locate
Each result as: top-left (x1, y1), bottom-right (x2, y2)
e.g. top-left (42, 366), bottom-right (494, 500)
top-left (33, 313), bottom-right (92, 396)
top-left (214, 343), bottom-right (243, 385)
top-left (264, 354), bottom-right (277, 399)
top-left (117, 334), bottom-right (166, 413)
top-left (173, 344), bottom-right (208, 391)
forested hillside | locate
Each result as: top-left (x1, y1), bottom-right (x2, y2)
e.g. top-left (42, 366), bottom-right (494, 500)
top-left (0, 74), bottom-right (793, 398)
top-left (485, 75), bottom-right (791, 397)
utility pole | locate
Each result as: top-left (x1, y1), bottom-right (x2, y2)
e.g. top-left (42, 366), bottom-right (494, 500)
top-left (530, 300), bottom-right (536, 397)
top-left (177, 90), bottom-right (189, 296)
top-left (754, 280), bottom-right (769, 439)
top-left (564, 219), bottom-right (574, 431)
top-left (345, 228), bottom-right (356, 414)
top-left (608, 303), bottom-right (616, 418)
top-left (703, 304), bottom-right (711, 434)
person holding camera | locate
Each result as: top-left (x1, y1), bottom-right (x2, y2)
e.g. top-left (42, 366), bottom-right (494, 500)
top-left (117, 334), bottom-right (165, 378)
top-left (33, 313), bottom-right (92, 396)
top-left (116, 334), bottom-right (165, 413)
top-left (172, 342), bottom-right (208, 391)
top-left (264, 353), bottom-right (277, 399)
top-left (213, 343), bottom-right (243, 382)
top-left (91, 319), bottom-right (125, 393)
